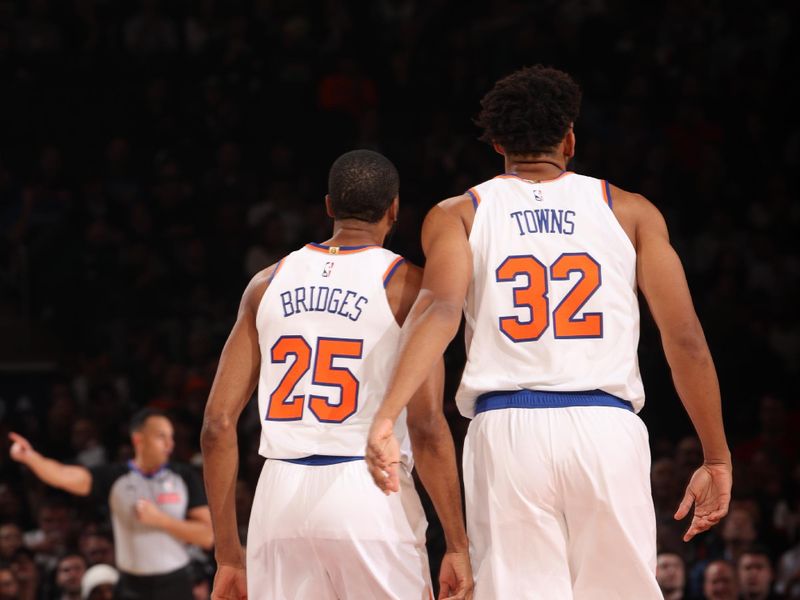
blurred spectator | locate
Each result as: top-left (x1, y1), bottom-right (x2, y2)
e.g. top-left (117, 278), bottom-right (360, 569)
top-left (77, 531), bottom-right (115, 569)
top-left (0, 523), bottom-right (23, 562)
top-left (80, 564), bottom-right (118, 600)
top-left (9, 548), bottom-right (40, 600)
top-left (737, 545), bottom-right (780, 600)
top-left (0, 567), bottom-right (20, 600)
top-left (703, 560), bottom-right (738, 600)
top-left (53, 553), bottom-right (87, 600)
top-left (70, 419), bottom-right (108, 469)
top-left (776, 542), bottom-right (800, 598)
top-left (657, 551), bottom-right (688, 600)
top-left (24, 498), bottom-right (75, 570)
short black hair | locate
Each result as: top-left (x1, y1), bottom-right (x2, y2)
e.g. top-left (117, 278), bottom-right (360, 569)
top-left (476, 65), bottom-right (582, 155)
top-left (738, 543), bottom-right (773, 565)
top-left (129, 408), bottom-right (169, 435)
top-left (327, 149), bottom-right (399, 223)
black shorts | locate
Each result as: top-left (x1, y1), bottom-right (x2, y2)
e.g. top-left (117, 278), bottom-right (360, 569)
top-left (115, 565), bottom-right (193, 600)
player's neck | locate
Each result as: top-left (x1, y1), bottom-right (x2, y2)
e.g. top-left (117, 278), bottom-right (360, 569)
top-left (326, 220), bottom-right (386, 248)
top-left (505, 154), bottom-right (567, 182)
top-left (131, 457), bottom-right (164, 475)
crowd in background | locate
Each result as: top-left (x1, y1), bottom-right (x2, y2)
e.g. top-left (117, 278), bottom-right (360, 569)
top-left (0, 0), bottom-right (799, 598)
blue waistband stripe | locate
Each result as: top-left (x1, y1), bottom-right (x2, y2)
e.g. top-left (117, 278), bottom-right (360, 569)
top-left (475, 389), bottom-right (633, 414)
top-left (279, 455), bottom-right (364, 466)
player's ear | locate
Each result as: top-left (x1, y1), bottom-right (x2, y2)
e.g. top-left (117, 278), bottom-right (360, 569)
top-left (492, 142), bottom-right (505, 156)
top-left (324, 194), bottom-right (335, 218)
top-left (387, 197), bottom-right (399, 223)
top-left (564, 124), bottom-right (576, 161)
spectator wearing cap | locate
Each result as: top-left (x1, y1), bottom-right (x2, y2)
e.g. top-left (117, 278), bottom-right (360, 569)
top-left (81, 564), bottom-right (118, 600)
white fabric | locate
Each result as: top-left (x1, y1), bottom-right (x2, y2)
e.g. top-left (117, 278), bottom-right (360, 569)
top-left (246, 458), bottom-right (432, 600)
top-left (456, 173), bottom-right (645, 417)
top-left (256, 244), bottom-right (412, 464)
top-left (463, 406), bottom-right (661, 599)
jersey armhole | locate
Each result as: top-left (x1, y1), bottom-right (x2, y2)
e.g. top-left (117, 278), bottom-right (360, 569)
top-left (466, 187), bottom-right (481, 211)
top-left (267, 258), bottom-right (285, 284)
top-left (382, 256), bottom-right (406, 288)
top-left (601, 179), bottom-right (613, 208)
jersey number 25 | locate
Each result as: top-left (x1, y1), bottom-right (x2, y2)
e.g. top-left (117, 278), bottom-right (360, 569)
top-left (266, 336), bottom-right (363, 423)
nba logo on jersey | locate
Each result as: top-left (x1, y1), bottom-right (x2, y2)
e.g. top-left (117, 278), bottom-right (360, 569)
top-left (322, 262), bottom-right (334, 277)
top-left (533, 189), bottom-right (544, 202)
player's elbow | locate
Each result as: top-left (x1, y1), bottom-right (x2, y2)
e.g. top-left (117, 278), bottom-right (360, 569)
top-left (663, 321), bottom-right (711, 362)
top-left (428, 299), bottom-right (463, 338)
top-left (408, 412), bottom-right (448, 450)
top-left (200, 414), bottom-right (236, 450)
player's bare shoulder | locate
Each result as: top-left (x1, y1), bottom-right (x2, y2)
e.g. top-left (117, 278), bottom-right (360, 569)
top-left (608, 184), bottom-right (667, 251)
top-left (425, 193), bottom-right (476, 240)
top-left (241, 261), bottom-right (282, 316)
top-left (385, 259), bottom-right (423, 326)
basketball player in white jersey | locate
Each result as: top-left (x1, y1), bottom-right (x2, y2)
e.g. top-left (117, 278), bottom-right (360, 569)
top-left (366, 66), bottom-right (732, 598)
top-left (201, 149), bottom-right (472, 600)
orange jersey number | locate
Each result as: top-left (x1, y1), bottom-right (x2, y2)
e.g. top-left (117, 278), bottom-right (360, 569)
top-left (267, 336), bottom-right (363, 423)
top-left (496, 252), bottom-right (603, 342)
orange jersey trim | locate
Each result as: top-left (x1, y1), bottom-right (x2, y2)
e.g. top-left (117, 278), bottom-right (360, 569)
top-left (304, 243), bottom-right (381, 255)
top-left (601, 179), bottom-right (612, 207)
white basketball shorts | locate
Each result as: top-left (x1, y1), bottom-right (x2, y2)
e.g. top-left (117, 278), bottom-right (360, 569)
top-left (246, 457), bottom-right (432, 599)
top-left (463, 393), bottom-right (661, 599)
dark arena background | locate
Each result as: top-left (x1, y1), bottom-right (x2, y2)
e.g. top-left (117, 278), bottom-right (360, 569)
top-left (1, 1), bottom-right (799, 599)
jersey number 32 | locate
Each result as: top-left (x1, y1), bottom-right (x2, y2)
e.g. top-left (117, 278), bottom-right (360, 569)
top-left (496, 252), bottom-right (603, 342)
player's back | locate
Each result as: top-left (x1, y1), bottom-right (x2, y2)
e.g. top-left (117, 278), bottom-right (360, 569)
top-left (456, 172), bottom-right (645, 417)
top-left (256, 242), bottom-right (409, 461)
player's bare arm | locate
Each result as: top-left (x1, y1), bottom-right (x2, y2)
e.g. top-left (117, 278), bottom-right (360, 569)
top-left (201, 264), bottom-right (273, 593)
top-left (370, 195), bottom-right (474, 428)
top-left (613, 185), bottom-right (732, 541)
top-left (370, 258), bottom-right (473, 599)
top-left (8, 432), bottom-right (92, 496)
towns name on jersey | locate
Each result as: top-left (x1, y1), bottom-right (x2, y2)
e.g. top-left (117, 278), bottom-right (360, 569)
top-left (280, 286), bottom-right (368, 321)
top-left (510, 209), bottom-right (576, 236)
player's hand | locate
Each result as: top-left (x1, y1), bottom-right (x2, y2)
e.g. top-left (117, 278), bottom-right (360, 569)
top-left (134, 499), bottom-right (167, 528)
top-left (366, 417), bottom-right (401, 494)
top-left (674, 461), bottom-right (732, 541)
top-left (212, 564), bottom-right (248, 600)
top-left (8, 432), bottom-right (36, 465)
top-left (438, 550), bottom-right (473, 600)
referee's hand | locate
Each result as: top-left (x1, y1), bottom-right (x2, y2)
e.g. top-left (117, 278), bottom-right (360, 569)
top-left (212, 565), bottom-right (247, 600)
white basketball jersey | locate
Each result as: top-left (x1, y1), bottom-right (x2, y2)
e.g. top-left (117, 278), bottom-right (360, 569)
top-left (455, 172), bottom-right (645, 417)
top-left (256, 243), bottom-right (412, 461)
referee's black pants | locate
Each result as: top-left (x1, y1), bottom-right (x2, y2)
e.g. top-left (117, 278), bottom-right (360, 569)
top-left (115, 565), bottom-right (193, 600)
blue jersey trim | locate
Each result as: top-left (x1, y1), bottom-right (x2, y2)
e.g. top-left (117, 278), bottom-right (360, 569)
top-left (267, 259), bottom-right (284, 284)
top-left (382, 257), bottom-right (406, 288)
top-left (278, 454), bottom-right (364, 466)
top-left (466, 189), bottom-right (479, 210)
top-left (604, 180), bottom-right (613, 208)
top-left (127, 460), bottom-right (168, 479)
top-left (475, 389), bottom-right (633, 414)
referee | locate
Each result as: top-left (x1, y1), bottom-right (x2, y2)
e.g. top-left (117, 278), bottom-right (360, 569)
top-left (8, 408), bottom-right (213, 600)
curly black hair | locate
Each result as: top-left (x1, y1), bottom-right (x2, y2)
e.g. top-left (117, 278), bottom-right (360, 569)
top-left (328, 149), bottom-right (399, 223)
top-left (475, 65), bottom-right (582, 155)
